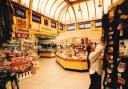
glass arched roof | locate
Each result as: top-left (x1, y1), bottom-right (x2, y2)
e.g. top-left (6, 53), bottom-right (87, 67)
top-left (12, 0), bottom-right (118, 24)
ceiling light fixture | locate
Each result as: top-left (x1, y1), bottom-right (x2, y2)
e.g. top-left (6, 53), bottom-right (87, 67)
top-left (98, 0), bottom-right (102, 7)
top-left (78, 4), bottom-right (81, 11)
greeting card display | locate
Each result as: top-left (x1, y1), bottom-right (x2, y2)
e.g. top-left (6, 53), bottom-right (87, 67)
top-left (103, 1), bottom-right (128, 89)
top-left (107, 55), bottom-right (113, 63)
top-left (107, 67), bottom-right (113, 74)
top-left (117, 62), bottom-right (126, 73)
top-left (119, 40), bottom-right (128, 57)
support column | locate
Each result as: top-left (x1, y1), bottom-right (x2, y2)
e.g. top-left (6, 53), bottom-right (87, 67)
top-left (28, 0), bottom-right (33, 29)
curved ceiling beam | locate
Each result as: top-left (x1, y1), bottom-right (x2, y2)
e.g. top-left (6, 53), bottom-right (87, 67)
top-left (93, 0), bottom-right (97, 19)
top-left (67, 8), bottom-right (71, 24)
top-left (77, 2), bottom-right (83, 22)
top-left (80, 4), bottom-right (83, 22)
top-left (58, 5), bottom-right (68, 20)
top-left (49, 0), bottom-right (57, 17)
top-left (85, 1), bottom-right (89, 21)
top-left (53, 1), bottom-right (65, 19)
top-left (37, 0), bottom-right (42, 12)
top-left (44, 0), bottom-right (50, 15)
top-left (60, 12), bottom-right (67, 23)
top-left (70, 5), bottom-right (77, 24)
top-left (64, 8), bottom-right (68, 23)
top-left (39, 0), bottom-right (45, 12)
top-left (60, 6), bottom-right (69, 22)
top-left (64, 0), bottom-right (77, 24)
top-left (60, 6), bottom-right (68, 22)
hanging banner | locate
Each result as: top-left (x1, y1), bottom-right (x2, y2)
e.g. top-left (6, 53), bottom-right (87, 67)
top-left (15, 29), bottom-right (29, 38)
top-left (85, 38), bottom-right (88, 44)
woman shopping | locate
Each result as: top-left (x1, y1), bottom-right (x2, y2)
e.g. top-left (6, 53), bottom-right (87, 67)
top-left (86, 39), bottom-right (104, 89)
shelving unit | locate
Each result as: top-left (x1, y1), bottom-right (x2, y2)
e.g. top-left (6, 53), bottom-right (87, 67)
top-left (103, 1), bottom-right (128, 89)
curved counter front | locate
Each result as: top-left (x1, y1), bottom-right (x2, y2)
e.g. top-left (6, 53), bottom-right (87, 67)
top-left (56, 54), bottom-right (88, 71)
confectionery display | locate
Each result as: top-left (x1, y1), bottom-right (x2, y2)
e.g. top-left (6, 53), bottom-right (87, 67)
top-left (1, 0), bottom-right (128, 89)
top-left (0, 40), bottom-right (37, 74)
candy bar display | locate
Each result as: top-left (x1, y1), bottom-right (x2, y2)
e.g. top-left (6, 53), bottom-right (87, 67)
top-left (103, 0), bottom-right (128, 89)
top-left (0, 48), bottom-right (33, 74)
top-left (0, 37), bottom-right (38, 75)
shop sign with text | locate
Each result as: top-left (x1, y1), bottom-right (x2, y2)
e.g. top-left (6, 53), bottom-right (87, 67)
top-left (41, 27), bottom-right (52, 32)
top-left (15, 29), bottom-right (29, 38)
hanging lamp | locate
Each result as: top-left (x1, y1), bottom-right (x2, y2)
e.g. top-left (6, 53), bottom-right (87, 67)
top-left (98, 0), bottom-right (102, 7)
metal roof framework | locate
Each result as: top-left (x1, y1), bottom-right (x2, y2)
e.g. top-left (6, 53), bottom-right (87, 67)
top-left (12, 0), bottom-right (118, 24)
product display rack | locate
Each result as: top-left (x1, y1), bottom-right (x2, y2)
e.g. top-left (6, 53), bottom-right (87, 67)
top-left (116, 1), bottom-right (128, 89)
top-left (103, 11), bottom-right (118, 89)
top-left (103, 1), bottom-right (128, 89)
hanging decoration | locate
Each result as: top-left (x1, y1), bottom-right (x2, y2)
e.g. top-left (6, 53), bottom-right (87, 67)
top-left (98, 0), bottom-right (102, 7)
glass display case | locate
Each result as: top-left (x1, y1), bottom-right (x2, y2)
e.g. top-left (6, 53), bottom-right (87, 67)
top-left (56, 37), bottom-right (89, 71)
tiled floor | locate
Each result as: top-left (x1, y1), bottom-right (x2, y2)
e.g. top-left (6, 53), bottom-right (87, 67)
top-left (20, 58), bottom-right (90, 89)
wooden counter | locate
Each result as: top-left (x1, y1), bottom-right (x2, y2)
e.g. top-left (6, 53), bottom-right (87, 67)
top-left (56, 55), bottom-right (88, 71)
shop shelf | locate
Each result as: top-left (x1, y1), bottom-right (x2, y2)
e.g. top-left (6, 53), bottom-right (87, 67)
top-left (16, 71), bottom-right (32, 80)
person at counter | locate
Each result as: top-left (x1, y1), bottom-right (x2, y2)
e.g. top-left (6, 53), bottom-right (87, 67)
top-left (86, 38), bottom-right (104, 89)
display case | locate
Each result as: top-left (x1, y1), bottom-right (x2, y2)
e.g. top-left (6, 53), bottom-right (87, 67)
top-left (38, 40), bottom-right (56, 58)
